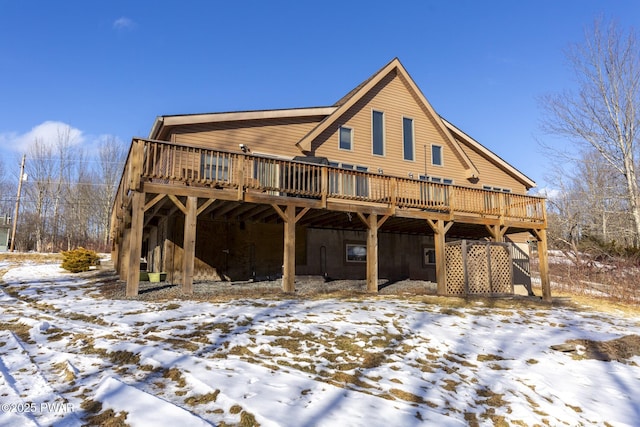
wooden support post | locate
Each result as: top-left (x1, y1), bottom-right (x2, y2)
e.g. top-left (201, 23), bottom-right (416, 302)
top-left (366, 214), bottom-right (379, 293)
top-left (182, 196), bottom-right (198, 294)
top-left (119, 227), bottom-right (130, 281)
top-left (428, 219), bottom-right (453, 296)
top-left (486, 224), bottom-right (507, 242)
top-left (535, 228), bottom-right (551, 302)
top-left (282, 205), bottom-right (296, 293)
top-left (126, 191), bottom-right (144, 296)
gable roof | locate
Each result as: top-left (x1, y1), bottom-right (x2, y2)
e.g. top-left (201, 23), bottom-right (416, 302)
top-left (148, 106), bottom-right (337, 140)
top-left (295, 58), bottom-right (480, 180)
top-left (145, 59), bottom-right (534, 188)
top-left (442, 118), bottom-right (536, 189)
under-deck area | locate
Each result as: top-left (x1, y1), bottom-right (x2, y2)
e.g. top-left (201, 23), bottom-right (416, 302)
top-left (110, 139), bottom-right (551, 300)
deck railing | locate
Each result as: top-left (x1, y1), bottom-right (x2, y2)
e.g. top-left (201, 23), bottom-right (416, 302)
top-left (113, 139), bottom-right (546, 225)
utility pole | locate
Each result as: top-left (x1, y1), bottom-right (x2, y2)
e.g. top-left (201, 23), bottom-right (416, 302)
top-left (10, 154), bottom-right (26, 252)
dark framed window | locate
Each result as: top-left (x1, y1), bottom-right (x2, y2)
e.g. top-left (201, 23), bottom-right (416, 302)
top-left (423, 247), bottom-right (436, 266)
top-left (403, 117), bottom-right (414, 161)
top-left (339, 126), bottom-right (352, 150)
top-left (432, 145), bottom-right (443, 166)
top-left (372, 110), bottom-right (384, 155)
top-left (346, 243), bottom-right (367, 263)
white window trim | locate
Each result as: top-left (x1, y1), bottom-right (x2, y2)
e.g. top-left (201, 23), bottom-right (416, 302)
top-left (339, 126), bottom-right (354, 151)
top-left (419, 174), bottom-right (453, 185)
top-left (423, 247), bottom-right (436, 266)
top-left (482, 185), bottom-right (512, 193)
top-left (402, 116), bottom-right (415, 162)
top-left (371, 109), bottom-right (385, 157)
top-left (431, 144), bottom-right (443, 167)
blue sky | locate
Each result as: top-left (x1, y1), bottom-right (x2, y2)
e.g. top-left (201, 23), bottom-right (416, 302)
top-left (1, 0), bottom-right (639, 191)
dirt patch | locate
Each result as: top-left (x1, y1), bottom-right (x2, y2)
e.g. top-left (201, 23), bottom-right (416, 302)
top-left (551, 335), bottom-right (640, 362)
top-left (98, 276), bottom-right (439, 301)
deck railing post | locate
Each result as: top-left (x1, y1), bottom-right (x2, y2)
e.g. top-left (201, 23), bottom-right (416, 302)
top-left (321, 166), bottom-right (328, 206)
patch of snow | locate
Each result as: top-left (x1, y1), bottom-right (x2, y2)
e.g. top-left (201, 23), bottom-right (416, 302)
top-left (0, 260), bottom-right (639, 426)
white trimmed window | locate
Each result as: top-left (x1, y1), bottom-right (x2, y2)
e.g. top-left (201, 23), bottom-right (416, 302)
top-left (339, 126), bottom-right (353, 151)
top-left (403, 117), bottom-right (414, 161)
top-left (483, 185), bottom-right (512, 193)
top-left (431, 144), bottom-right (443, 166)
top-left (420, 175), bottom-right (453, 185)
top-left (372, 110), bottom-right (385, 156)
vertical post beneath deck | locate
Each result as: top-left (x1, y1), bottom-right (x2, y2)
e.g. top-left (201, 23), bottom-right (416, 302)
top-left (536, 228), bottom-right (551, 302)
top-left (182, 196), bottom-right (197, 294)
top-left (434, 221), bottom-right (446, 295)
top-left (282, 205), bottom-right (296, 293)
top-left (428, 219), bottom-right (451, 296)
top-left (119, 227), bottom-right (130, 281)
top-left (487, 224), bottom-right (507, 242)
top-left (126, 191), bottom-right (144, 296)
top-left (366, 214), bottom-right (379, 293)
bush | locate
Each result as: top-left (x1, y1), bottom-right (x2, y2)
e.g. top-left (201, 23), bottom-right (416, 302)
top-left (61, 247), bottom-right (101, 273)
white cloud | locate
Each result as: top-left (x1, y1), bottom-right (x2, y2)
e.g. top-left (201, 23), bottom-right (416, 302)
top-left (0, 121), bottom-right (85, 154)
top-left (113, 17), bottom-right (136, 30)
top-left (536, 186), bottom-right (562, 199)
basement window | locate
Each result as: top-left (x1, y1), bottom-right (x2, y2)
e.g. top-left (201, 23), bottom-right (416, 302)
top-left (423, 247), bottom-right (436, 266)
top-left (346, 243), bottom-right (367, 263)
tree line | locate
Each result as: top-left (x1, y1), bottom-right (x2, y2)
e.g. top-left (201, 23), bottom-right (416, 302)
top-left (0, 132), bottom-right (127, 253)
top-left (540, 18), bottom-right (640, 260)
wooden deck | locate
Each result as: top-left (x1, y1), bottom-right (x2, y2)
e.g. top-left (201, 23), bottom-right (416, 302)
top-left (110, 139), bottom-right (550, 301)
top-left (114, 139), bottom-right (545, 224)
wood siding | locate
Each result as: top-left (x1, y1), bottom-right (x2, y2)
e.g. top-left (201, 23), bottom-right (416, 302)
top-left (457, 136), bottom-right (529, 193)
top-left (168, 116), bottom-right (322, 158)
top-left (310, 71), bottom-right (473, 186)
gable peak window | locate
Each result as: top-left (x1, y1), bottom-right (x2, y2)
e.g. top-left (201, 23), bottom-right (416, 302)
top-left (403, 117), bottom-right (414, 161)
top-left (339, 126), bottom-right (353, 151)
top-left (372, 110), bottom-right (384, 156)
top-left (431, 144), bottom-right (443, 166)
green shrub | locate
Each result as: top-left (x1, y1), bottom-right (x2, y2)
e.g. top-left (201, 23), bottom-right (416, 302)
top-left (61, 247), bottom-right (101, 273)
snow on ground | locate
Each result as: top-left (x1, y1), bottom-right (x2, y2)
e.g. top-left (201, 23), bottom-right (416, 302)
top-left (0, 258), bottom-right (639, 426)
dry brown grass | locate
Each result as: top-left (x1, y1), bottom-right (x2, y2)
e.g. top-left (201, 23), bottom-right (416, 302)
top-left (162, 367), bottom-right (187, 388)
top-left (0, 321), bottom-right (34, 344)
top-left (53, 361), bottom-right (76, 383)
top-left (0, 252), bottom-right (63, 263)
top-left (184, 390), bottom-right (220, 406)
top-left (81, 400), bottom-right (130, 427)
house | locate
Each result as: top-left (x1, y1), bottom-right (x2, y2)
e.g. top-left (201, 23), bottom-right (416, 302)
top-left (0, 215), bottom-right (10, 252)
top-left (110, 58), bottom-right (550, 300)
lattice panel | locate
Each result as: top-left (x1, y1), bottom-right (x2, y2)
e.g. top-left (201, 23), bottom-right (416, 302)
top-left (466, 243), bottom-right (490, 294)
top-left (445, 243), bottom-right (465, 296)
top-left (490, 245), bottom-right (512, 294)
top-left (445, 240), bottom-right (514, 297)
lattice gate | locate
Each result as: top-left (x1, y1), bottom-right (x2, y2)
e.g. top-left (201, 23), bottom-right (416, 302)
top-left (444, 240), bottom-right (513, 296)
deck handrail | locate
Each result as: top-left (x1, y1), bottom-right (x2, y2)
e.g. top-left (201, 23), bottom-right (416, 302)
top-left (111, 139), bottom-right (546, 232)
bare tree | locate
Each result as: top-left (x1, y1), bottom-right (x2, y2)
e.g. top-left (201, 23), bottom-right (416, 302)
top-left (95, 137), bottom-right (126, 248)
top-left (25, 139), bottom-right (55, 252)
top-left (0, 158), bottom-right (7, 214)
top-left (540, 19), bottom-right (640, 246)
top-left (50, 126), bottom-right (78, 250)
